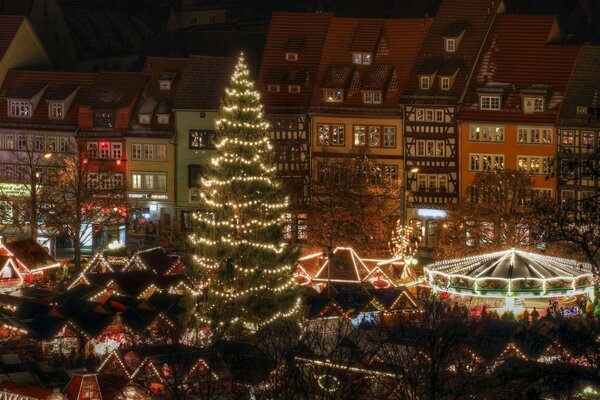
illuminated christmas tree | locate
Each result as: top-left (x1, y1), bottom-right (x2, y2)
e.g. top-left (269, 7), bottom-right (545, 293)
top-left (390, 222), bottom-right (420, 260)
top-left (190, 54), bottom-right (300, 339)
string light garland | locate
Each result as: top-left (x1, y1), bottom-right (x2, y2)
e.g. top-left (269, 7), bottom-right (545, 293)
top-left (187, 53), bottom-right (300, 339)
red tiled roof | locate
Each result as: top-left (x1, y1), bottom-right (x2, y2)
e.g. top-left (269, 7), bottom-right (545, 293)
top-left (129, 56), bottom-right (188, 134)
top-left (173, 55), bottom-right (235, 110)
top-left (350, 20), bottom-right (383, 53)
top-left (258, 12), bottom-right (333, 112)
top-left (0, 15), bottom-right (24, 60)
top-left (82, 72), bottom-right (148, 109)
top-left (311, 17), bottom-right (432, 113)
top-left (0, 70), bottom-right (97, 128)
top-left (458, 15), bottom-right (580, 124)
top-left (402, 0), bottom-right (501, 103)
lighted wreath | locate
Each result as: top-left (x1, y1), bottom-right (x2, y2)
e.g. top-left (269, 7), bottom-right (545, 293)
top-left (317, 374), bottom-right (340, 392)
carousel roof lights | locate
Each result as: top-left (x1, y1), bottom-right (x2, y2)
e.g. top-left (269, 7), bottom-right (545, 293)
top-left (426, 249), bottom-right (593, 299)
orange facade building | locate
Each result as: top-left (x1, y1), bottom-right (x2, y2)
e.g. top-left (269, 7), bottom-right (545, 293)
top-left (457, 16), bottom-right (579, 199)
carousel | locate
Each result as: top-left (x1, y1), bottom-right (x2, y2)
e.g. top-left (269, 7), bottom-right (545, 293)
top-left (425, 249), bottom-right (594, 309)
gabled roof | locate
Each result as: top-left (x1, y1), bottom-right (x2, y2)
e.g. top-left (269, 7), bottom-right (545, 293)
top-left (0, 15), bottom-right (23, 60)
top-left (258, 12), bottom-right (333, 112)
top-left (126, 247), bottom-right (175, 275)
top-left (2, 239), bottom-right (59, 273)
top-left (173, 55), bottom-right (235, 110)
top-left (81, 72), bottom-right (147, 109)
top-left (558, 45), bottom-right (600, 128)
top-left (459, 15), bottom-right (580, 124)
top-left (311, 17), bottom-right (432, 113)
top-left (313, 247), bottom-right (371, 283)
top-left (402, 0), bottom-right (502, 104)
top-left (0, 381), bottom-right (56, 400)
top-left (0, 70), bottom-right (96, 129)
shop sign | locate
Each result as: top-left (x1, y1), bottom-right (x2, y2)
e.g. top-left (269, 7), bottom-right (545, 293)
top-left (128, 193), bottom-right (168, 200)
top-left (0, 183), bottom-right (29, 198)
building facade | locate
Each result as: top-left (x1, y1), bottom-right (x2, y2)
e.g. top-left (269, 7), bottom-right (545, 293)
top-left (172, 55), bottom-right (235, 233)
top-left (399, 0), bottom-right (504, 249)
top-left (125, 57), bottom-right (187, 243)
top-left (457, 16), bottom-right (580, 200)
top-left (556, 45), bottom-right (600, 208)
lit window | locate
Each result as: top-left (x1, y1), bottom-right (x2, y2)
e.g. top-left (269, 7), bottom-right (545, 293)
top-left (18, 135), bottom-right (28, 150)
top-left (319, 124), bottom-right (345, 146)
top-left (416, 141), bottom-right (425, 156)
top-left (157, 114), bottom-right (170, 124)
top-left (354, 125), bottom-right (366, 146)
top-left (517, 127), bottom-right (553, 144)
top-left (132, 173), bottom-right (142, 189)
top-left (534, 98), bottom-right (544, 111)
top-left (5, 135), bottom-right (14, 150)
top-left (470, 126), bottom-right (504, 142)
top-left (132, 144), bottom-right (142, 160)
top-left (582, 131), bottom-right (594, 146)
top-left (480, 96), bottom-right (500, 110)
top-left (435, 110), bottom-right (444, 122)
top-left (420, 77), bottom-right (430, 90)
top-left (383, 127), bottom-right (395, 147)
top-left (368, 126), bottom-right (381, 147)
top-left (59, 137), bottom-right (69, 152)
top-left (49, 102), bottom-right (63, 119)
top-left (111, 143), bottom-right (122, 159)
top-left (384, 166), bottom-right (397, 180)
top-left (87, 142), bottom-right (98, 158)
top-left (285, 52), bottom-right (298, 61)
top-left (268, 84), bottom-right (280, 93)
top-left (363, 53), bottom-right (372, 64)
top-left (352, 53), bottom-right (372, 65)
top-left (288, 85), bottom-right (301, 93)
top-left (416, 109), bottom-right (424, 121)
top-left (47, 137), bottom-right (57, 151)
top-left (144, 144), bottom-right (154, 160)
top-left (9, 101), bottom-right (32, 117)
top-left (144, 174), bottom-right (154, 190)
top-left (34, 136), bottom-right (44, 151)
top-left (577, 106), bottom-right (587, 115)
top-left (324, 89), bottom-right (343, 102)
top-left (561, 131), bottom-right (574, 145)
top-left (445, 39), bottom-right (455, 52)
top-left (440, 77), bottom-right (450, 90)
top-left (156, 145), bottom-right (167, 161)
top-left (363, 92), bottom-right (382, 104)
top-left (159, 80), bottom-right (171, 91)
top-left (99, 142), bottom-right (110, 159)
top-left (470, 153), bottom-right (504, 171)
top-left (425, 109), bottom-right (434, 122)
top-left (139, 114), bottom-right (151, 124)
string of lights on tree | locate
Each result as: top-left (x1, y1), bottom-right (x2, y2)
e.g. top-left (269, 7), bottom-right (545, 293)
top-left (189, 53), bottom-right (301, 338)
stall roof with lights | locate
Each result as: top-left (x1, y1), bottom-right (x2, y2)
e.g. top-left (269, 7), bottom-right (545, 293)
top-left (425, 249), bottom-right (594, 300)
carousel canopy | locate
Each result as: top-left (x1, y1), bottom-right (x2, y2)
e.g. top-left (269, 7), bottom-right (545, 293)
top-left (425, 249), bottom-right (594, 298)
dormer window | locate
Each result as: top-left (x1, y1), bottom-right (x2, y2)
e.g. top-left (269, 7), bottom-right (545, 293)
top-left (363, 91), bottom-right (382, 104)
top-left (9, 100), bottom-right (32, 117)
top-left (285, 52), bottom-right (298, 61)
top-left (445, 39), bottom-right (456, 52)
top-left (480, 96), bottom-right (501, 110)
top-left (324, 89), bottom-right (343, 103)
top-left (268, 84), bottom-right (280, 93)
top-left (440, 77), bottom-right (450, 90)
top-left (523, 97), bottom-right (544, 113)
top-left (158, 71), bottom-right (177, 91)
top-left (288, 85), bottom-right (301, 93)
top-left (352, 53), bottom-right (372, 65)
top-left (157, 114), bottom-right (170, 124)
top-left (139, 114), bottom-right (151, 124)
top-left (577, 106), bottom-right (588, 115)
top-left (420, 77), bottom-right (430, 90)
top-left (93, 111), bottom-right (115, 128)
top-left (159, 81), bottom-right (171, 91)
top-left (49, 102), bottom-right (64, 119)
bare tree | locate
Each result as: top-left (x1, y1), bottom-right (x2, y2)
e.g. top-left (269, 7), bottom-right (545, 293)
top-left (435, 169), bottom-right (556, 260)
top-left (379, 298), bottom-right (484, 400)
top-left (307, 148), bottom-right (401, 257)
top-left (48, 144), bottom-right (126, 272)
top-left (0, 143), bottom-right (59, 243)
top-left (534, 192), bottom-right (600, 272)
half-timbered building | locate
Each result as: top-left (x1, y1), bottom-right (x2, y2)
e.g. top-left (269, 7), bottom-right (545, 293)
top-left (400, 0), bottom-right (504, 248)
